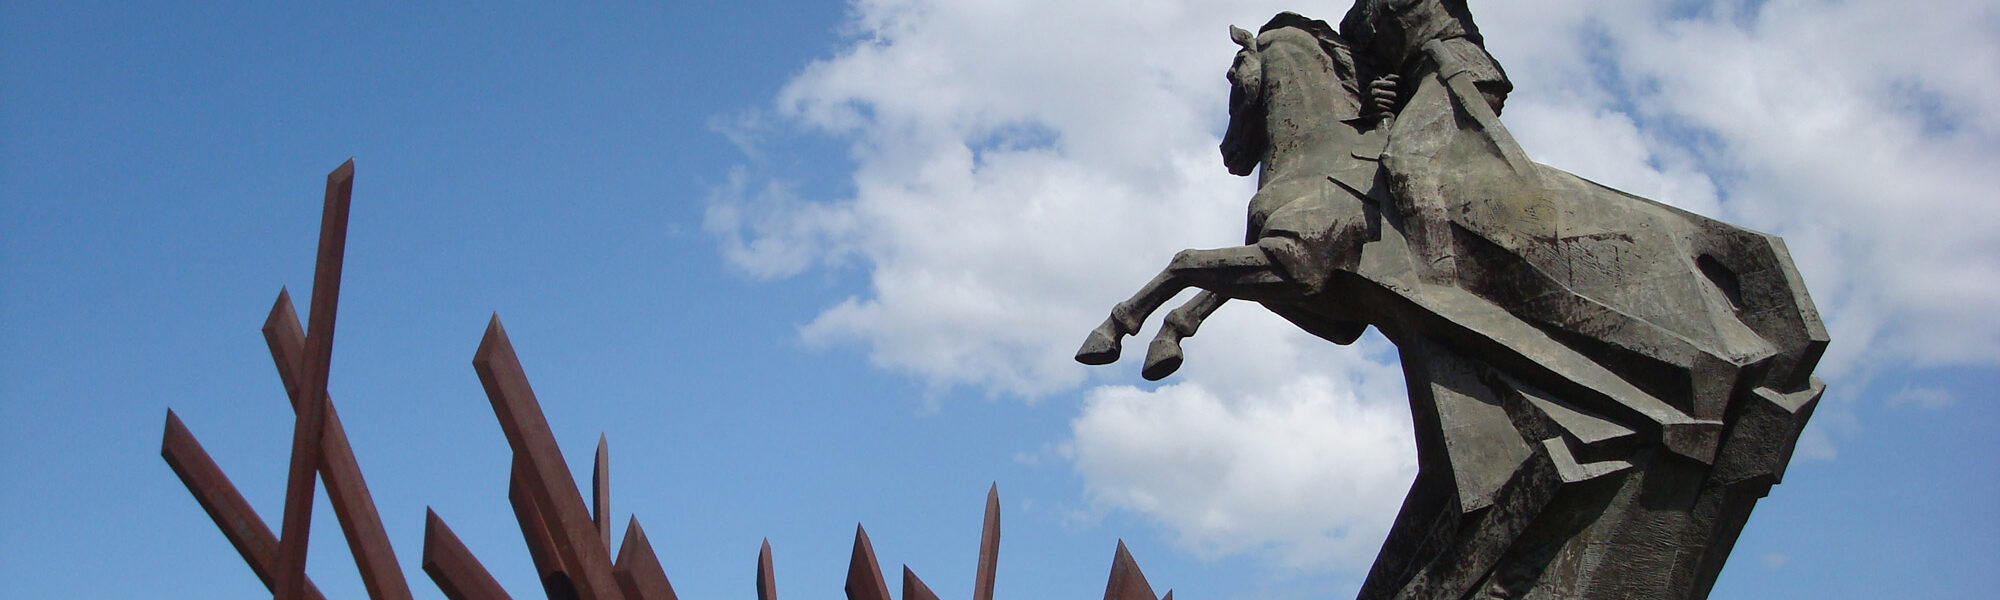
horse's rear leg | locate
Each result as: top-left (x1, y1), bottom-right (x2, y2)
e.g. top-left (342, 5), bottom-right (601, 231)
top-left (1143, 291), bottom-right (1226, 380)
top-left (1075, 241), bottom-right (1307, 366)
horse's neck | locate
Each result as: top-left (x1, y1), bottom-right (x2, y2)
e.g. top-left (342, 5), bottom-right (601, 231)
top-left (1259, 50), bottom-right (1363, 184)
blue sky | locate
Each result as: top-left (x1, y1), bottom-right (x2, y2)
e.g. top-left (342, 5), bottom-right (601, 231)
top-left (3, 2), bottom-right (1996, 599)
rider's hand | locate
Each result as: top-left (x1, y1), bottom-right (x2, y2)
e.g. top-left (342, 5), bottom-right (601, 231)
top-left (1368, 74), bottom-right (1400, 120)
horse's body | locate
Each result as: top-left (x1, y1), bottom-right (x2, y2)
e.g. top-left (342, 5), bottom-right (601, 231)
top-left (1077, 13), bottom-right (1826, 599)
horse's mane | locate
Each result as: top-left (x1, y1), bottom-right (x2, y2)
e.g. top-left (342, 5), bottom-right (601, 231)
top-left (1258, 12), bottom-right (1361, 94)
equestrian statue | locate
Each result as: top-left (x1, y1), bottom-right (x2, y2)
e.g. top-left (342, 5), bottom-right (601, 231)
top-left (1076, 5), bottom-right (1826, 599)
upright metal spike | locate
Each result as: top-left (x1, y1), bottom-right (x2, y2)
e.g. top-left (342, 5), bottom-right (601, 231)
top-left (473, 316), bottom-right (622, 600)
top-left (263, 288), bottom-right (413, 600)
top-left (756, 539), bottom-right (777, 600)
top-left (974, 483), bottom-right (1000, 600)
top-left (845, 524), bottom-right (893, 600)
top-left (274, 159), bottom-right (357, 600)
top-left (902, 566), bottom-right (941, 600)
top-left (1103, 540), bottom-right (1159, 600)
top-left (594, 434), bottom-right (610, 552)
top-left (612, 517), bottom-right (679, 600)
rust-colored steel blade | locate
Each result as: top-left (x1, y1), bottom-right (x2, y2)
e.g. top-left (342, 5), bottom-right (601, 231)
top-left (1102, 540), bottom-right (1158, 600)
top-left (422, 509), bottom-right (515, 600)
top-left (973, 483), bottom-right (1000, 600)
top-left (160, 411), bottom-right (329, 600)
top-left (472, 315), bottom-right (621, 600)
top-left (845, 524), bottom-right (893, 600)
top-left (594, 434), bottom-right (610, 552)
top-left (263, 288), bottom-right (414, 600)
top-left (901, 566), bottom-right (942, 600)
top-left (275, 158), bottom-right (357, 600)
top-left (756, 540), bottom-right (777, 600)
top-left (612, 516), bottom-right (680, 600)
top-left (508, 456), bottom-right (572, 598)
top-left (1161, 590), bottom-right (1173, 600)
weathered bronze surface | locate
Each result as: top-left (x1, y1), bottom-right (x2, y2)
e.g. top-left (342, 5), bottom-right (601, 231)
top-left (1077, 5), bottom-right (1827, 598)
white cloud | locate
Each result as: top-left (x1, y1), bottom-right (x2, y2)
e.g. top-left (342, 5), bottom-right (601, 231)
top-left (703, 167), bottom-right (857, 280)
top-left (1505, 101), bottom-right (1723, 216)
top-left (1074, 379), bottom-right (1412, 568)
top-left (708, 0), bottom-right (2000, 576)
top-left (1069, 306), bottom-right (1416, 571)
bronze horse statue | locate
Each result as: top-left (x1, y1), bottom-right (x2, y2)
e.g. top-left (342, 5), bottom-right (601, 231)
top-left (1076, 13), bottom-right (1827, 599)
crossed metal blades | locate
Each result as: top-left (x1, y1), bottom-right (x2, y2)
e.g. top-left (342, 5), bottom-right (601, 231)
top-left (160, 161), bottom-right (1175, 600)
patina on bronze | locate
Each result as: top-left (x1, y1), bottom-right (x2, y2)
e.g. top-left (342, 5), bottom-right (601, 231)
top-left (1077, 6), bottom-right (1826, 599)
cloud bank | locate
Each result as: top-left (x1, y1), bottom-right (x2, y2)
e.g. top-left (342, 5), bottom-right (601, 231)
top-left (708, 0), bottom-right (2000, 574)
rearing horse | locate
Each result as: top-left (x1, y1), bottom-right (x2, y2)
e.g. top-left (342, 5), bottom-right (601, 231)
top-left (1075, 13), bottom-right (1385, 380)
top-left (1074, 12), bottom-right (1827, 599)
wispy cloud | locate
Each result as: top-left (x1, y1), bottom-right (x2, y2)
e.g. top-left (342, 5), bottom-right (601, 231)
top-left (1889, 386), bottom-right (1957, 409)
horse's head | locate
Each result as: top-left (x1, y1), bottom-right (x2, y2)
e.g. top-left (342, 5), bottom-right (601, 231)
top-left (1220, 14), bottom-right (1358, 178)
top-left (1220, 24), bottom-right (1266, 177)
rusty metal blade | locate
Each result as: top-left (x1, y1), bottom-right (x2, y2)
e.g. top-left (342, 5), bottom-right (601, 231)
top-left (508, 458), bottom-right (572, 596)
top-left (1103, 540), bottom-right (1158, 600)
top-left (594, 434), bottom-right (610, 552)
top-left (901, 566), bottom-right (941, 600)
top-left (510, 459), bottom-right (581, 600)
top-left (264, 288), bottom-right (414, 600)
top-left (275, 158), bottom-right (357, 600)
top-left (612, 517), bottom-right (680, 600)
top-left (756, 539), bottom-right (777, 600)
top-left (845, 524), bottom-right (893, 600)
top-left (973, 483), bottom-right (1000, 600)
top-left (160, 410), bottom-right (329, 600)
top-left (472, 315), bottom-right (621, 600)
top-left (509, 456), bottom-right (574, 599)
top-left (422, 509), bottom-right (514, 600)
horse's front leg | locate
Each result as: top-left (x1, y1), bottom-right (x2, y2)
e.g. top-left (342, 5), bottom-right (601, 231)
top-left (1074, 268), bottom-right (1182, 365)
top-left (1142, 291), bottom-right (1226, 380)
top-left (1075, 241), bottom-right (1304, 366)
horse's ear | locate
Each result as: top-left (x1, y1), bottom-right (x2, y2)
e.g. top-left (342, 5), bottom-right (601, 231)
top-left (1230, 25), bottom-right (1255, 49)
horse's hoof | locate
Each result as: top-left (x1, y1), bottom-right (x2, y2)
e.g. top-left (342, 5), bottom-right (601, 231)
top-left (1075, 329), bottom-right (1124, 365)
top-left (1142, 338), bottom-right (1184, 380)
